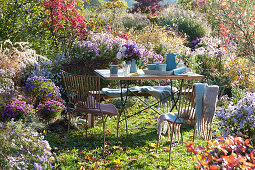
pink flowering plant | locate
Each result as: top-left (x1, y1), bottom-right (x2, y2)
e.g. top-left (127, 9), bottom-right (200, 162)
top-left (1, 99), bottom-right (33, 121)
top-left (37, 100), bottom-right (65, 122)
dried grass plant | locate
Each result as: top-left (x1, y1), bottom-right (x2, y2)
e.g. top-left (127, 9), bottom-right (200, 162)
top-left (0, 40), bottom-right (49, 84)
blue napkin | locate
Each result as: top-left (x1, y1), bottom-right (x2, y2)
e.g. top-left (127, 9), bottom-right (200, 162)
top-left (173, 66), bottom-right (187, 75)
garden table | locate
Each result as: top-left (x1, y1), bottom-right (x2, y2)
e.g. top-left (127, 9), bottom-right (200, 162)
top-left (94, 69), bottom-right (204, 142)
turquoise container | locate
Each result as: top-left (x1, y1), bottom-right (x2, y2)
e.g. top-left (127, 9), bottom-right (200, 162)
top-left (166, 54), bottom-right (181, 71)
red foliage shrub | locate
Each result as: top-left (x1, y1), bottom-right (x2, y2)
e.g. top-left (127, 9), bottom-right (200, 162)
top-left (186, 136), bottom-right (255, 169)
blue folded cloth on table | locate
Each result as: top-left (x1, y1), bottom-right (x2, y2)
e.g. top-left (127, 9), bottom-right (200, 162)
top-left (173, 66), bottom-right (187, 75)
top-left (173, 66), bottom-right (199, 76)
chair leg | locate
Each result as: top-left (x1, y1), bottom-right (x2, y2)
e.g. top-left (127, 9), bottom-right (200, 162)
top-left (193, 125), bottom-right (196, 143)
top-left (64, 110), bottom-right (71, 148)
top-left (169, 123), bottom-right (175, 165)
top-left (102, 114), bottom-right (106, 156)
top-left (117, 113), bottom-right (120, 145)
top-left (180, 125), bottom-right (183, 144)
top-left (156, 135), bottom-right (159, 153)
top-left (85, 114), bottom-right (88, 138)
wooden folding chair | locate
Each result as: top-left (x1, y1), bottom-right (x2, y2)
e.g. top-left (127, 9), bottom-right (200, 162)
top-left (61, 70), bottom-right (119, 155)
top-left (156, 84), bottom-right (219, 164)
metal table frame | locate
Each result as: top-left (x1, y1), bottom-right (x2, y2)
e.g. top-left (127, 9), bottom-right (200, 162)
top-left (94, 69), bottom-right (204, 142)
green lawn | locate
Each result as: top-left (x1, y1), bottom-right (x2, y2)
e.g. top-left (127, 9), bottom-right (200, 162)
top-left (46, 97), bottom-right (210, 169)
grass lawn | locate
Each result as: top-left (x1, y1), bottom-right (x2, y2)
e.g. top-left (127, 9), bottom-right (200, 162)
top-left (46, 97), bottom-right (210, 169)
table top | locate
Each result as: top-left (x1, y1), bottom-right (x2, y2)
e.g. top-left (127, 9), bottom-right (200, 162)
top-left (94, 69), bottom-right (204, 80)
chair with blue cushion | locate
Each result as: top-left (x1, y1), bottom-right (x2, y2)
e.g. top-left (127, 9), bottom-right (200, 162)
top-left (156, 83), bottom-right (219, 164)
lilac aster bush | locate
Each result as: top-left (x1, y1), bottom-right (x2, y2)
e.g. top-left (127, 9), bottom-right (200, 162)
top-left (1, 99), bottom-right (32, 121)
top-left (37, 100), bottom-right (65, 122)
top-left (0, 120), bottom-right (55, 169)
top-left (216, 93), bottom-right (255, 140)
top-left (26, 76), bottom-right (61, 102)
top-left (75, 32), bottom-right (127, 61)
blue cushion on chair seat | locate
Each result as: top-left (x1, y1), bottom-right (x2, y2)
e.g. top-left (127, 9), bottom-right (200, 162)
top-left (160, 112), bottom-right (184, 124)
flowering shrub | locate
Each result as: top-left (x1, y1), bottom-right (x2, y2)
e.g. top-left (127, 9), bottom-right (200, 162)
top-left (37, 100), bottom-right (65, 122)
top-left (202, 0), bottom-right (255, 63)
top-left (105, 25), bottom-right (131, 41)
top-left (74, 32), bottom-right (127, 61)
top-left (1, 99), bottom-right (33, 121)
top-left (186, 136), bottom-right (255, 169)
top-left (132, 25), bottom-right (187, 57)
top-left (0, 88), bottom-right (34, 115)
top-left (26, 76), bottom-right (60, 98)
top-left (216, 93), bottom-right (255, 140)
top-left (0, 69), bottom-right (14, 93)
top-left (182, 36), bottom-right (231, 86)
top-left (42, 0), bottom-right (89, 53)
top-left (0, 120), bottom-right (54, 169)
top-left (225, 57), bottom-right (255, 90)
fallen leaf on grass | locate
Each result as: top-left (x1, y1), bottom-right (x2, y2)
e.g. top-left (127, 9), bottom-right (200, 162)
top-left (150, 152), bottom-right (159, 159)
top-left (130, 155), bottom-right (142, 161)
top-left (113, 158), bottom-right (122, 165)
top-left (107, 130), bottom-right (112, 135)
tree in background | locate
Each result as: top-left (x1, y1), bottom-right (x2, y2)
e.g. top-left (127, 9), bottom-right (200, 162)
top-left (131, 0), bottom-right (163, 15)
top-left (200, 0), bottom-right (255, 63)
top-left (42, 0), bottom-right (89, 55)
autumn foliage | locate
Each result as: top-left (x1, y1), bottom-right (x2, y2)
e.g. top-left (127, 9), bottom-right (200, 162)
top-left (186, 136), bottom-right (255, 169)
top-left (42, 0), bottom-right (89, 50)
top-left (202, 0), bottom-right (255, 63)
top-left (132, 0), bottom-right (163, 15)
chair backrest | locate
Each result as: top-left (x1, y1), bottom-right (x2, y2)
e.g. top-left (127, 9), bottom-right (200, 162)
top-left (177, 84), bottom-right (196, 124)
top-left (61, 70), bottom-right (101, 109)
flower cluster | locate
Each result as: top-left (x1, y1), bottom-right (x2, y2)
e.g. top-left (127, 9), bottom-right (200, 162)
top-left (26, 76), bottom-right (61, 101)
top-left (186, 136), bottom-right (255, 169)
top-left (116, 43), bottom-right (145, 62)
top-left (1, 100), bottom-right (32, 120)
top-left (37, 100), bottom-right (65, 122)
top-left (216, 93), bottom-right (255, 139)
top-left (0, 69), bottom-right (14, 93)
top-left (0, 120), bottom-right (54, 169)
top-left (75, 32), bottom-right (127, 61)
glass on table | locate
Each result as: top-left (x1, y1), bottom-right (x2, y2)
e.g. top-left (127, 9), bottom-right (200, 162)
top-left (121, 61), bottom-right (130, 76)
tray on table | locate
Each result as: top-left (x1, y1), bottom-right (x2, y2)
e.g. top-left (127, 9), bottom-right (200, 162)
top-left (143, 69), bottom-right (174, 76)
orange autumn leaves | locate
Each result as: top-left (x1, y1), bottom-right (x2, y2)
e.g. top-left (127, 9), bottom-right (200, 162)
top-left (203, 0), bottom-right (255, 62)
top-left (186, 136), bottom-right (255, 169)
